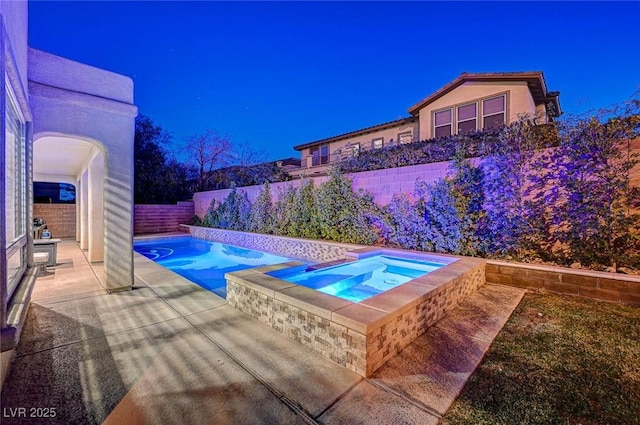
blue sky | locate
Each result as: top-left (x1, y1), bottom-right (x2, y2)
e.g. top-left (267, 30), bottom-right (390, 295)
top-left (28, 1), bottom-right (640, 162)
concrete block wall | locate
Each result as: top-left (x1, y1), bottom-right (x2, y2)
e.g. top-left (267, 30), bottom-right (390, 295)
top-left (486, 260), bottom-right (640, 306)
top-left (33, 204), bottom-right (76, 238)
top-left (194, 138), bottom-right (640, 217)
top-left (193, 161), bottom-right (452, 216)
top-left (134, 202), bottom-right (194, 235)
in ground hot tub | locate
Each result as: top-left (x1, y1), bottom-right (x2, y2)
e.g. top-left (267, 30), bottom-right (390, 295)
top-left (226, 247), bottom-right (485, 377)
top-left (269, 254), bottom-right (451, 302)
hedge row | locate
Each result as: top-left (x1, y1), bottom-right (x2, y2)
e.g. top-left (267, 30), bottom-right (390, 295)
top-left (193, 104), bottom-right (640, 270)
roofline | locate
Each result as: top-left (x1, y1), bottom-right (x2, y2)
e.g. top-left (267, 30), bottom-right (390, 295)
top-left (407, 71), bottom-right (553, 115)
top-left (293, 116), bottom-right (417, 151)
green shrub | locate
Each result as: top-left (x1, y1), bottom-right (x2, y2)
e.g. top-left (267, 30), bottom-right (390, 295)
top-left (202, 199), bottom-right (220, 227)
top-left (291, 179), bottom-right (320, 239)
top-left (314, 170), bottom-right (377, 245)
top-left (249, 182), bottom-right (275, 234)
top-left (212, 187), bottom-right (252, 231)
top-left (273, 184), bottom-right (297, 236)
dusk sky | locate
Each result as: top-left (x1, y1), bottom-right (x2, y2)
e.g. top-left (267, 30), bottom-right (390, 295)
top-left (28, 1), bottom-right (640, 162)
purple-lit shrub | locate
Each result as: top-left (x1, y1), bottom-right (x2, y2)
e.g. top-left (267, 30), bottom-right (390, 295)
top-left (413, 154), bottom-right (484, 256)
top-left (382, 193), bottom-right (427, 250)
top-left (479, 119), bottom-right (540, 257)
top-left (529, 104), bottom-right (640, 267)
top-left (206, 187), bottom-right (252, 231)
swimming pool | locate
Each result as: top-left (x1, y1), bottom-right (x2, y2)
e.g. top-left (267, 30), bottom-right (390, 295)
top-left (134, 236), bottom-right (296, 297)
top-left (268, 255), bottom-right (446, 302)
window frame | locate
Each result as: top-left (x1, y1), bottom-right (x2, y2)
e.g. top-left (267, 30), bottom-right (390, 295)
top-left (397, 131), bottom-right (413, 144)
top-left (431, 91), bottom-right (510, 137)
top-left (352, 142), bottom-right (360, 157)
top-left (372, 137), bottom-right (384, 149)
top-left (433, 108), bottom-right (453, 138)
top-left (310, 144), bottom-right (330, 166)
top-left (482, 94), bottom-right (507, 129)
top-left (4, 78), bottom-right (28, 302)
top-left (456, 102), bottom-right (478, 134)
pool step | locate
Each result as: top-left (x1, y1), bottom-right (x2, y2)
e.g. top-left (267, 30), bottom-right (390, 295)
top-left (318, 271), bottom-right (374, 296)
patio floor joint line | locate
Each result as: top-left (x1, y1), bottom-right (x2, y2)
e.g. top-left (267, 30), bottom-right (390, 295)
top-left (368, 378), bottom-right (444, 419)
top-left (183, 314), bottom-right (322, 425)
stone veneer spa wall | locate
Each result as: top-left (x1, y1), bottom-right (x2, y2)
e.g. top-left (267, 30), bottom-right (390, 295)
top-left (225, 249), bottom-right (485, 377)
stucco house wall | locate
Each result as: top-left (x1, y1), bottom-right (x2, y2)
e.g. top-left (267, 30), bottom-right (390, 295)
top-left (417, 81), bottom-right (538, 140)
top-left (1, 2), bottom-right (136, 390)
top-left (292, 119), bottom-right (419, 177)
top-left (29, 48), bottom-right (137, 289)
top-left (1, 1), bottom-right (34, 391)
top-left (291, 72), bottom-right (559, 177)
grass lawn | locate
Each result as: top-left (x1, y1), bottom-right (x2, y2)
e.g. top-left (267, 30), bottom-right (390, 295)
top-left (442, 292), bottom-right (640, 425)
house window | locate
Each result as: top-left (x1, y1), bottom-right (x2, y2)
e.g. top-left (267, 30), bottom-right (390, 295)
top-left (434, 109), bottom-right (452, 138)
top-left (398, 131), bottom-right (413, 144)
top-left (5, 80), bottom-right (27, 300)
top-left (457, 102), bottom-right (477, 134)
top-left (483, 95), bottom-right (506, 129)
top-left (352, 143), bottom-right (360, 156)
top-left (372, 138), bottom-right (383, 149)
top-left (310, 144), bottom-right (329, 166)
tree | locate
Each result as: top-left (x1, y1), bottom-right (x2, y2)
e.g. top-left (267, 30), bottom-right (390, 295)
top-left (185, 129), bottom-right (233, 192)
top-left (134, 114), bottom-right (191, 204)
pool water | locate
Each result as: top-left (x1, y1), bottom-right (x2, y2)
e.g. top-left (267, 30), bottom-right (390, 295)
top-left (134, 237), bottom-right (295, 298)
top-left (269, 255), bottom-right (446, 302)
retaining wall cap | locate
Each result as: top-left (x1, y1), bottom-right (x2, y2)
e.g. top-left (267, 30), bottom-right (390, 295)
top-left (487, 259), bottom-right (640, 283)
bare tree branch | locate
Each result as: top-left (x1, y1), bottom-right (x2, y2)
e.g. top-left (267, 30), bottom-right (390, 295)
top-left (185, 129), bottom-right (233, 191)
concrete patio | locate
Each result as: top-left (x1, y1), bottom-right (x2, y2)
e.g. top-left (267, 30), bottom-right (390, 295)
top-left (1, 240), bottom-right (524, 424)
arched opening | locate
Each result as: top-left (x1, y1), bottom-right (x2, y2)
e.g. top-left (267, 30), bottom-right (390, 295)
top-left (33, 135), bottom-right (106, 266)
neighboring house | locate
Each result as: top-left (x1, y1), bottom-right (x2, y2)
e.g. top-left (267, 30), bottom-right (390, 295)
top-left (291, 71), bottom-right (561, 177)
top-left (1, 1), bottom-right (137, 389)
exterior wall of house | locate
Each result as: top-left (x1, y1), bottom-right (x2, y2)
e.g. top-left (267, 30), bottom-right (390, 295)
top-left (292, 120), bottom-right (419, 177)
top-left (0, 1), bottom-right (28, 86)
top-left (29, 48), bottom-right (137, 291)
top-left (417, 81), bottom-right (538, 139)
top-left (1, 1), bottom-right (34, 391)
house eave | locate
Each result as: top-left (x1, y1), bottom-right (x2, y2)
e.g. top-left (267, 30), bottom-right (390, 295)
top-left (407, 71), bottom-right (556, 115)
top-left (293, 116), bottom-right (417, 151)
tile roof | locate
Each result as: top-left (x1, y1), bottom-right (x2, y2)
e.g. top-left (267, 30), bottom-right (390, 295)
top-left (407, 71), bottom-right (561, 116)
top-left (293, 116), bottom-right (417, 151)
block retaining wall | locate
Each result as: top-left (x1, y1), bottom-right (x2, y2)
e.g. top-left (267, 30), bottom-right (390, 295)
top-left (134, 202), bottom-right (194, 235)
top-left (486, 260), bottom-right (640, 306)
top-left (33, 204), bottom-right (75, 238)
top-left (194, 138), bottom-right (640, 217)
top-left (193, 161), bottom-right (452, 216)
